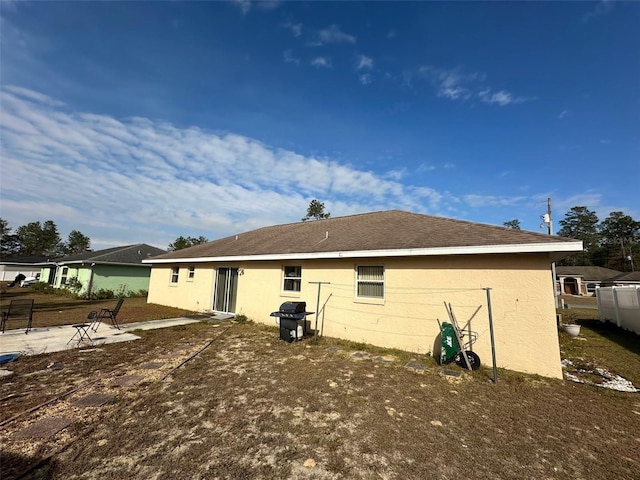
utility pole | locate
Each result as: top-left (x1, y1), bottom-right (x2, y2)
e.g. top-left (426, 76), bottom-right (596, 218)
top-left (541, 198), bottom-right (559, 308)
top-left (541, 197), bottom-right (552, 235)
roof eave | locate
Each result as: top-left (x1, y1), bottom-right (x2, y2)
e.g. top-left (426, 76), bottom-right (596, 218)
top-left (56, 261), bottom-right (151, 267)
top-left (143, 241), bottom-right (584, 264)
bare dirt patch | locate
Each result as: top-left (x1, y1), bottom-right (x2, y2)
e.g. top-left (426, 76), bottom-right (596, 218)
top-left (1, 321), bottom-right (638, 480)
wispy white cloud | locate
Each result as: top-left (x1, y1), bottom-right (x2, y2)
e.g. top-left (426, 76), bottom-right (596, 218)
top-left (558, 109), bottom-right (569, 119)
top-left (318, 24), bottom-right (356, 44)
top-left (356, 54), bottom-right (373, 71)
top-left (418, 65), bottom-right (530, 107)
top-left (417, 163), bottom-right (436, 173)
top-left (231, 0), bottom-right (281, 15)
top-left (311, 57), bottom-right (331, 68)
top-left (282, 21), bottom-right (302, 37)
top-left (283, 49), bottom-right (300, 65)
top-left (232, 0), bottom-right (252, 15)
top-left (358, 73), bottom-right (373, 85)
top-left (582, 0), bottom-right (614, 23)
top-left (478, 88), bottom-right (528, 106)
top-left (1, 86), bottom-right (450, 248)
top-left (464, 194), bottom-right (527, 208)
top-left (418, 66), bottom-right (484, 101)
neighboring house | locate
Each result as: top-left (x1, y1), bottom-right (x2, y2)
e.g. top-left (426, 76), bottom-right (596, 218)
top-left (555, 266), bottom-right (621, 296)
top-left (601, 271), bottom-right (640, 287)
top-left (144, 210), bottom-right (582, 379)
top-left (42, 244), bottom-right (166, 297)
top-left (0, 256), bottom-right (56, 283)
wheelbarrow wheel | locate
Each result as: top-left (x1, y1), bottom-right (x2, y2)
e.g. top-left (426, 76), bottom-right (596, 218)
top-left (456, 351), bottom-right (481, 370)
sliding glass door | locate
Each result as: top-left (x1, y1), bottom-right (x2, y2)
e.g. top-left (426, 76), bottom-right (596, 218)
top-left (213, 267), bottom-right (238, 313)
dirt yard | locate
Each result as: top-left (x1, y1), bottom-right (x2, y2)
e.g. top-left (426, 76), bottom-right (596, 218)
top-left (2, 318), bottom-right (639, 480)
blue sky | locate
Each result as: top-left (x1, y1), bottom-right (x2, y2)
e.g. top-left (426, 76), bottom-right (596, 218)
top-left (1, 1), bottom-right (638, 250)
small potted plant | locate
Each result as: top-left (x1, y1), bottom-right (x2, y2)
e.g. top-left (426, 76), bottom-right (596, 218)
top-left (562, 313), bottom-right (581, 337)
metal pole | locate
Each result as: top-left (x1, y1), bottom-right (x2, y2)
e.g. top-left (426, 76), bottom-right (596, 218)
top-left (484, 287), bottom-right (498, 384)
top-left (310, 281), bottom-right (330, 342)
top-left (547, 197), bottom-right (559, 308)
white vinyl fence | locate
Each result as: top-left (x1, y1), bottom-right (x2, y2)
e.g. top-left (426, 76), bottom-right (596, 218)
top-left (596, 286), bottom-right (640, 334)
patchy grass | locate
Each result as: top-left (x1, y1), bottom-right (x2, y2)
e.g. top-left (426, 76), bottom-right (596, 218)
top-left (1, 319), bottom-right (639, 480)
top-left (556, 293), bottom-right (639, 386)
top-left (1, 291), bottom-right (638, 478)
top-left (560, 319), bottom-right (640, 387)
top-left (0, 286), bottom-right (193, 329)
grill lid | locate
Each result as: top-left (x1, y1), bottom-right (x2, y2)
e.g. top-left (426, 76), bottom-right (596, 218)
top-left (279, 301), bottom-right (307, 314)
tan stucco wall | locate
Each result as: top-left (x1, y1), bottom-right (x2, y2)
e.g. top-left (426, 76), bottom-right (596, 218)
top-left (147, 253), bottom-right (562, 379)
top-left (148, 264), bottom-right (218, 313)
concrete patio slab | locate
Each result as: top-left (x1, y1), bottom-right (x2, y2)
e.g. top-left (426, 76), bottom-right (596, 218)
top-left (0, 318), bottom-right (201, 356)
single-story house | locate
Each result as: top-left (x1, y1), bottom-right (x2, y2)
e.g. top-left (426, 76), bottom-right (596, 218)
top-left (0, 255), bottom-right (55, 283)
top-left (41, 244), bottom-right (166, 297)
top-left (555, 266), bottom-right (621, 296)
top-left (601, 271), bottom-right (640, 287)
top-left (144, 210), bottom-right (582, 379)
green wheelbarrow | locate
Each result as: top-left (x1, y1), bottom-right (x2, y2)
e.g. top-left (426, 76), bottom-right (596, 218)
top-left (438, 321), bottom-right (480, 370)
top-left (437, 302), bottom-right (482, 370)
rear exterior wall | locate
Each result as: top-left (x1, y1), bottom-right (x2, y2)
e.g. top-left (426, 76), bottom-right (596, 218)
top-left (147, 253), bottom-right (561, 378)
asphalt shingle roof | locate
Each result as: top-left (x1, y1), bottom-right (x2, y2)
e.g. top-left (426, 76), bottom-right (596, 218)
top-left (58, 244), bottom-right (166, 265)
top-left (150, 210), bottom-right (580, 261)
top-left (605, 271), bottom-right (640, 283)
top-left (555, 266), bottom-right (621, 281)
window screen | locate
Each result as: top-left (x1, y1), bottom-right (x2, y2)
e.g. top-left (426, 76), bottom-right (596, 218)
top-left (357, 266), bottom-right (384, 298)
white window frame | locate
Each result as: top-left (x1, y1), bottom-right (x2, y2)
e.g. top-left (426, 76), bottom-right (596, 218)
top-left (188, 266), bottom-right (195, 280)
top-left (282, 266), bottom-right (302, 293)
top-left (170, 267), bottom-right (179, 284)
top-left (356, 265), bottom-right (385, 299)
top-left (60, 267), bottom-right (69, 286)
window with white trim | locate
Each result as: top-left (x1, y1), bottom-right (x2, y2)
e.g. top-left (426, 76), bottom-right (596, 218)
top-left (283, 266), bottom-right (302, 292)
top-left (188, 266), bottom-right (195, 280)
top-left (356, 266), bottom-right (384, 299)
top-left (171, 267), bottom-right (179, 283)
top-left (60, 267), bottom-right (69, 285)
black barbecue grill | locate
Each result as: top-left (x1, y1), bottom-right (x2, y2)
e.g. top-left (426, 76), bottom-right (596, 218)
top-left (270, 302), bottom-right (314, 342)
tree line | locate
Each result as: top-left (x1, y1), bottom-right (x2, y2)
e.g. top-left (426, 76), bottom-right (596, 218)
top-left (7, 203), bottom-right (633, 270)
top-left (0, 218), bottom-right (91, 258)
top-left (506, 207), bottom-right (639, 271)
top-left (556, 207), bottom-right (639, 270)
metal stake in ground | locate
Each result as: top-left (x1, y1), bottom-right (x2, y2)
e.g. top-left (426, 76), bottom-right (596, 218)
top-left (484, 287), bottom-right (498, 384)
top-left (309, 281), bottom-right (330, 342)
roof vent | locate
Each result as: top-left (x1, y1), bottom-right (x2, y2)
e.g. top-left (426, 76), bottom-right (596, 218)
top-left (325, 231), bottom-right (329, 239)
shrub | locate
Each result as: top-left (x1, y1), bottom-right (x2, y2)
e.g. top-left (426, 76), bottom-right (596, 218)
top-left (93, 288), bottom-right (115, 300)
top-left (66, 277), bottom-right (83, 294)
top-left (31, 282), bottom-right (55, 294)
top-left (115, 284), bottom-right (132, 298)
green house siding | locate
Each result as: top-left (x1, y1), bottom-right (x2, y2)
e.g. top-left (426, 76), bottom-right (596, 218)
top-left (46, 264), bottom-right (151, 295)
top-left (91, 265), bottom-right (152, 295)
top-left (53, 266), bottom-right (88, 289)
